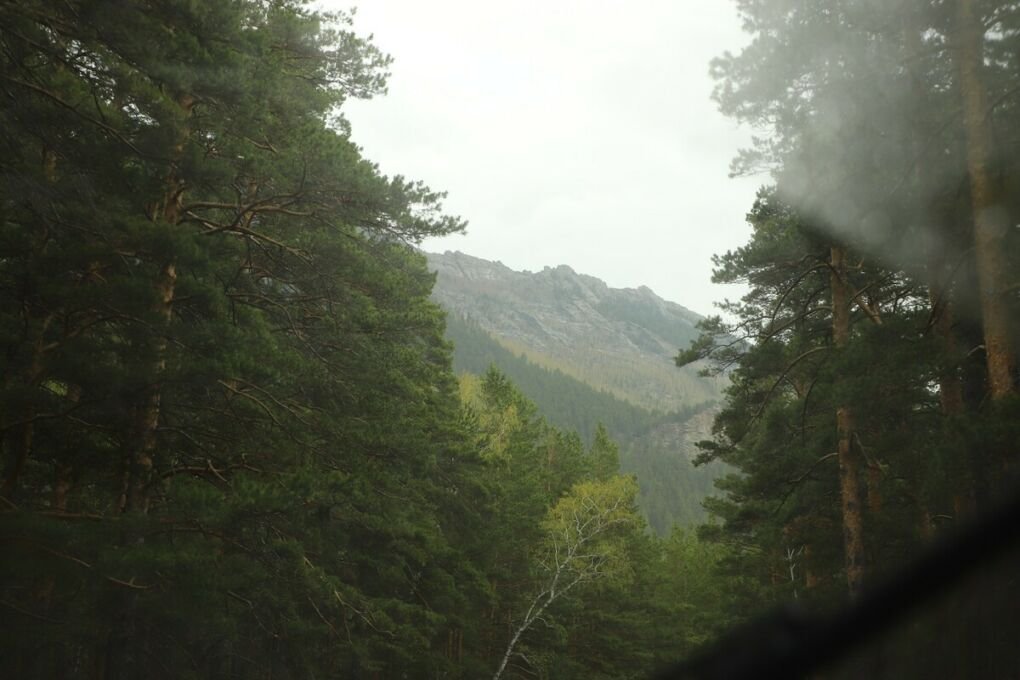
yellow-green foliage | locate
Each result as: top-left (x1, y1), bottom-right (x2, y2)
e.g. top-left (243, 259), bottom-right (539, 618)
top-left (458, 373), bottom-right (522, 463)
top-left (541, 476), bottom-right (641, 586)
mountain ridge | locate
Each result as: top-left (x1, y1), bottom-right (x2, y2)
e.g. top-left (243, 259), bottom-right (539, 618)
top-left (426, 250), bottom-right (721, 412)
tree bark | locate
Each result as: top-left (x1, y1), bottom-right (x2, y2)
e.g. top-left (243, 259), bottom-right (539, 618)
top-left (955, 0), bottom-right (1015, 400)
top-left (831, 245), bottom-right (866, 598)
top-left (866, 463), bottom-right (883, 515)
top-left (803, 545), bottom-right (821, 590)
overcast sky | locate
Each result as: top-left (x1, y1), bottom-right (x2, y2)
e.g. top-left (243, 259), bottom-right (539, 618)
top-left (337, 1), bottom-right (762, 315)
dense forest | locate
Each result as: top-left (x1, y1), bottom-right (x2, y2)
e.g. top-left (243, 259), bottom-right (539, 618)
top-left (0, 2), bottom-right (736, 678)
top-left (1, 0), bottom-right (1019, 679)
top-left (445, 312), bottom-right (723, 532)
top-left (676, 0), bottom-right (1020, 675)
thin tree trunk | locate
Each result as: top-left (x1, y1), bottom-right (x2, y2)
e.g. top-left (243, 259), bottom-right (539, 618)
top-left (1, 419), bottom-right (35, 498)
top-left (121, 261), bottom-right (176, 515)
top-left (931, 278), bottom-right (978, 518)
top-left (803, 545), bottom-right (821, 589)
top-left (1, 344), bottom-right (47, 498)
top-left (866, 464), bottom-right (883, 515)
top-left (50, 383), bottom-right (83, 511)
top-left (930, 281), bottom-right (965, 416)
top-left (902, 16), bottom-right (971, 526)
top-left (902, 16), bottom-right (966, 416)
top-left (919, 505), bottom-right (936, 541)
top-left (831, 245), bottom-right (866, 598)
top-left (121, 94), bottom-right (193, 515)
top-left (0, 149), bottom-right (60, 498)
top-left (955, 0), bottom-right (1015, 400)
top-left (53, 463), bottom-right (74, 512)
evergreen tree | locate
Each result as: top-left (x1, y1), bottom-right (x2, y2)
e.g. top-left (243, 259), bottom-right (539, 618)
top-left (0, 3), bottom-right (478, 677)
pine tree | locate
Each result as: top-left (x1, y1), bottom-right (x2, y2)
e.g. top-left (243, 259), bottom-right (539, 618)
top-left (0, 3), bottom-right (477, 677)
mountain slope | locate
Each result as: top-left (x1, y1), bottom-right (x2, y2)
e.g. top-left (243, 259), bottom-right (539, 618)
top-left (433, 254), bottom-right (727, 531)
top-left (446, 312), bottom-right (674, 444)
top-left (427, 251), bottom-right (722, 412)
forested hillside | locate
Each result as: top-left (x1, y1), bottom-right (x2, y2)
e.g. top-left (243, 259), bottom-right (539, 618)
top-left (428, 251), bottom-right (723, 412)
top-left (445, 312), bottom-right (723, 532)
top-left (446, 313), bottom-right (673, 445)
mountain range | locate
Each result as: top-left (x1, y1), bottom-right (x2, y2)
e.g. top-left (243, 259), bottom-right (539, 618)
top-left (426, 251), bottom-right (726, 532)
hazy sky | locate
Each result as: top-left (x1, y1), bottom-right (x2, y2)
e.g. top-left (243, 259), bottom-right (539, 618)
top-left (338, 1), bottom-right (761, 315)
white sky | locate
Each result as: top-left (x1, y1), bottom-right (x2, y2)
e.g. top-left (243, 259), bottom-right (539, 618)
top-left (338, 0), bottom-right (762, 315)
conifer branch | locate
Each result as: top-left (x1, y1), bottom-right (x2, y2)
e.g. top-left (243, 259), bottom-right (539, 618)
top-left (0, 74), bottom-right (146, 157)
top-left (751, 347), bottom-right (830, 422)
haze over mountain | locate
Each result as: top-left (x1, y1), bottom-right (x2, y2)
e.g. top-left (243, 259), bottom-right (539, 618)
top-left (426, 251), bottom-right (726, 531)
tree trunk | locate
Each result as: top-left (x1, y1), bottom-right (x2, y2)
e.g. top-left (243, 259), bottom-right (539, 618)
top-left (796, 543), bottom-right (820, 589)
top-left (931, 289), bottom-right (965, 416)
top-left (1, 418), bottom-right (35, 499)
top-left (955, 0), bottom-right (1015, 400)
top-left (831, 245), bottom-right (866, 598)
top-left (902, 15), bottom-right (972, 524)
top-left (866, 464), bottom-right (883, 515)
top-left (903, 15), bottom-right (967, 416)
top-left (1, 345), bottom-right (46, 498)
top-left (121, 94), bottom-right (193, 515)
top-left (49, 383), bottom-right (83, 511)
top-left (0, 148), bottom-right (60, 498)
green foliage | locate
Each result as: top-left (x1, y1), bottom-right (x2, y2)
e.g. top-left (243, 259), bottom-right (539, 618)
top-left (587, 424), bottom-right (621, 481)
top-left (461, 369), bottom-right (743, 679)
top-left (447, 312), bottom-right (667, 443)
top-left (541, 476), bottom-right (641, 584)
top-left (12, 0), bottom-right (1018, 677)
top-left (446, 312), bottom-right (723, 532)
top-left (0, 2), bottom-right (480, 677)
top-left (680, 183), bottom-right (1019, 670)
